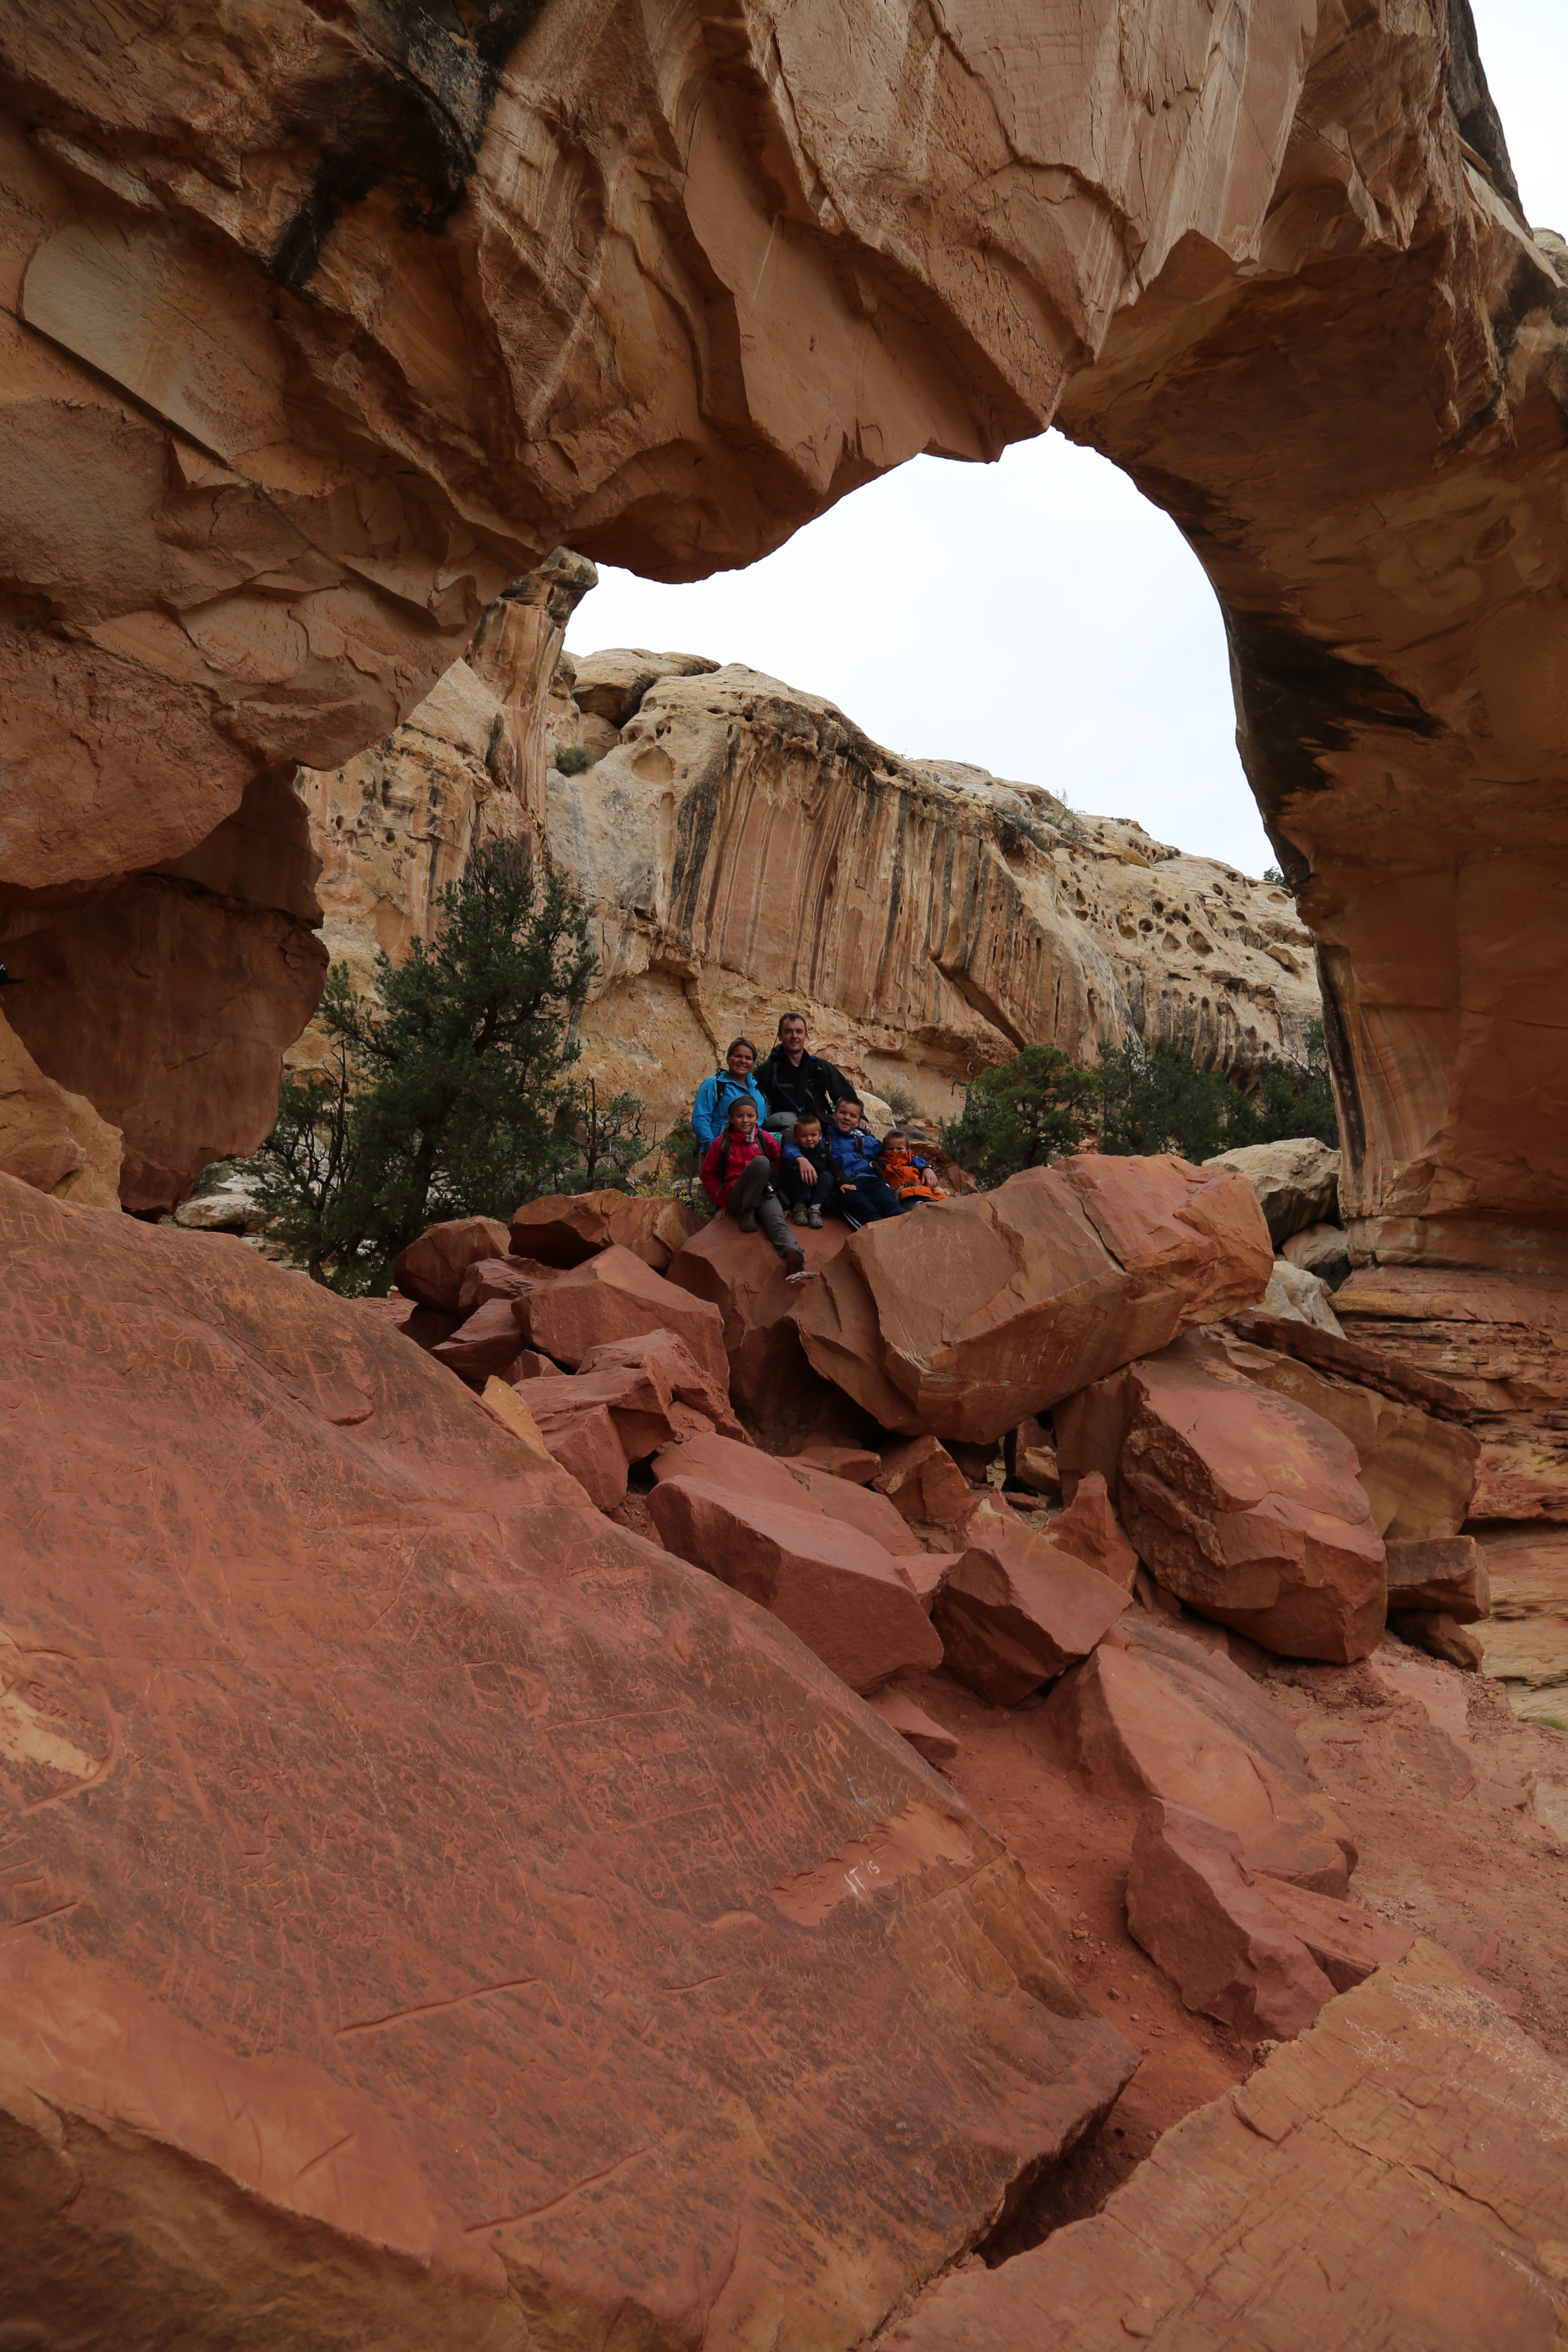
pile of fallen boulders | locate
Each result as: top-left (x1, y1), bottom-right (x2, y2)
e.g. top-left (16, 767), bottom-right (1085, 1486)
top-left (389, 1148), bottom-right (1494, 2050)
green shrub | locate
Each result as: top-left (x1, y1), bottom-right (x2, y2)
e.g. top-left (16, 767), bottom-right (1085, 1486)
top-left (256, 842), bottom-right (594, 1290)
top-left (940, 1045), bottom-right (1099, 1185)
top-left (554, 743), bottom-right (593, 775)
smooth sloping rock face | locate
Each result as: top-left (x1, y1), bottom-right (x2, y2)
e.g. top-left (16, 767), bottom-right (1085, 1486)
top-left (1042, 1621), bottom-right (1354, 1895)
top-left (646, 1477), bottom-right (944, 1697)
top-left (0, 1006), bottom-right (122, 1209)
top-left (1115, 1335), bottom-right (1387, 1663)
top-left (934, 1521), bottom-right (1131, 1708)
top-left (514, 1244), bottom-right (728, 1386)
top-left (508, 1191), bottom-right (704, 1271)
top-left (793, 1156), bottom-right (1272, 1445)
top-left (0, 1174), bottom-right (1136, 2348)
top-left (394, 1217), bottom-right (513, 1313)
top-left (1207, 1326), bottom-right (1480, 1540)
top-left (885, 1943), bottom-right (1568, 2351)
top-left (1203, 1140), bottom-right (1341, 1247)
top-left (1385, 1537), bottom-right (1491, 1624)
top-left (667, 1216), bottom-right (852, 1446)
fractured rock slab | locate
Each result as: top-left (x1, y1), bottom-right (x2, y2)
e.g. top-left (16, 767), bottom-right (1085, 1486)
top-left (885, 1943), bottom-right (1566, 2351)
top-left (1042, 1618), bottom-right (1354, 1894)
top-left (507, 1190), bottom-right (703, 1271)
top-left (392, 1216), bottom-right (511, 1312)
top-left (1385, 1536), bottom-right (1491, 1623)
top-left (666, 1213), bottom-right (852, 1447)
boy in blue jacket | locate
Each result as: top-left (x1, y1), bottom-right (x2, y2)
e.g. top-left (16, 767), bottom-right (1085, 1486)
top-left (823, 1096), bottom-right (908, 1225)
top-left (691, 1037), bottom-right (769, 1152)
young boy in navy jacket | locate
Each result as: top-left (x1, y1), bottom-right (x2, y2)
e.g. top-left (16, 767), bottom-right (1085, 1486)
top-left (780, 1111), bottom-right (837, 1228)
top-left (822, 1097), bottom-right (908, 1225)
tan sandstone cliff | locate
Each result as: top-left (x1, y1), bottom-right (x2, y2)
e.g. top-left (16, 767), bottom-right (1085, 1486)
top-left (293, 604), bottom-right (1321, 1141)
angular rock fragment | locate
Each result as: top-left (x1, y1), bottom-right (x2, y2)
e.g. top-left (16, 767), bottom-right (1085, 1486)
top-left (504, 1348), bottom-right (560, 1381)
top-left (1392, 1611), bottom-right (1486, 1672)
top-left (2, 1175), bottom-right (1140, 2349)
top-left (867, 1689), bottom-right (960, 1767)
top-left (873, 1435), bottom-right (976, 1529)
top-left (1042, 1619), bottom-right (1354, 1893)
top-left (431, 1296), bottom-right (527, 1384)
top-left (1041, 1472), bottom-right (1139, 1591)
top-left (1281, 1220), bottom-right (1351, 1286)
top-left (795, 1439), bottom-right (880, 1484)
top-left (529, 1396), bottom-right (630, 1512)
top-left (665, 1214), bottom-right (852, 1446)
top-left (1099, 1334), bottom-right (1387, 1662)
top-left (508, 1189), bottom-right (703, 1270)
top-left (1125, 1800), bottom-right (1340, 2039)
top-left (456, 1253), bottom-right (558, 1315)
top-left (934, 1516), bottom-right (1130, 1706)
top-left (886, 1944), bottom-right (1564, 2352)
top-left (1385, 1536), bottom-right (1491, 1623)
top-left (515, 1243), bottom-right (727, 1385)
top-left (579, 1329), bottom-right (745, 1441)
top-left (392, 1215), bottom-right (511, 1311)
top-left (1203, 1137), bottom-right (1341, 1246)
top-left (646, 1477), bottom-right (943, 1694)
top-left (651, 1430), bottom-right (922, 1555)
top-left (793, 1154), bottom-right (1271, 1443)
top-left (1262, 1256), bottom-right (1345, 1332)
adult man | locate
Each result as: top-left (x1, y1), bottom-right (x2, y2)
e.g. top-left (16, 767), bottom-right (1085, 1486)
top-left (691, 1037), bottom-right (769, 1152)
top-left (755, 1013), bottom-right (855, 1132)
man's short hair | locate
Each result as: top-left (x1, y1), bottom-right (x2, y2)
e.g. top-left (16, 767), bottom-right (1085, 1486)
top-left (836, 1094), bottom-right (862, 1110)
top-left (776, 1011), bottom-right (808, 1035)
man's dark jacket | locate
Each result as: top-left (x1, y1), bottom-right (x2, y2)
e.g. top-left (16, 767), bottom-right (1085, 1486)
top-left (756, 1047), bottom-right (855, 1124)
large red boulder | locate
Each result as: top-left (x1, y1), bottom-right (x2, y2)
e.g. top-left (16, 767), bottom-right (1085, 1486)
top-left (933, 1516), bottom-right (1130, 1706)
top-left (665, 1214), bottom-right (858, 1446)
top-left (790, 1155), bottom-right (1272, 1443)
top-left (513, 1243), bottom-right (728, 1387)
top-left (392, 1215), bottom-right (511, 1311)
top-left (1060, 1332), bottom-right (1386, 1662)
top-left (885, 1945), bottom-right (1565, 2352)
top-left (646, 1477), bottom-right (944, 1695)
top-left (0, 1175), bottom-right (1136, 2347)
top-left (1042, 1617), bottom-right (1354, 1894)
top-left (508, 1190), bottom-right (704, 1270)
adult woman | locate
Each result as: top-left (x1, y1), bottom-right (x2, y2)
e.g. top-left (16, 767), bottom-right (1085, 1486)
top-left (699, 1096), bottom-right (809, 1278)
top-left (692, 1037), bottom-right (769, 1151)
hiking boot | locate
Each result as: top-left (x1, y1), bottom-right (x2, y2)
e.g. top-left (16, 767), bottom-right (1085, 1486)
top-left (787, 1205), bottom-right (808, 1227)
top-left (806, 1205), bottom-right (823, 1228)
top-left (783, 1247), bottom-right (808, 1279)
top-left (737, 1208), bottom-right (758, 1233)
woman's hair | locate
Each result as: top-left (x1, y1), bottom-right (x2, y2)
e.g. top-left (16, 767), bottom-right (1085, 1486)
top-left (725, 1095), bottom-right (758, 1127)
top-left (726, 1036), bottom-right (758, 1063)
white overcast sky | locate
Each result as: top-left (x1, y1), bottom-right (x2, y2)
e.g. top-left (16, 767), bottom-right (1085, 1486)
top-left (567, 3), bottom-right (1567, 879)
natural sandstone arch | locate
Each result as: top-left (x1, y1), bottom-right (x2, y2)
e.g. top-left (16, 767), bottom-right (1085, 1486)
top-left (2, 0), bottom-right (1564, 1255)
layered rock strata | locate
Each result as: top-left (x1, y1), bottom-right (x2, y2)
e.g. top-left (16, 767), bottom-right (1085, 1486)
top-left (8, 1), bottom-right (1563, 1267)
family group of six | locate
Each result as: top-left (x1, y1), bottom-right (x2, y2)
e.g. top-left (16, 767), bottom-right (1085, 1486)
top-left (690, 1013), bottom-right (941, 1280)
